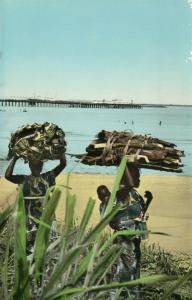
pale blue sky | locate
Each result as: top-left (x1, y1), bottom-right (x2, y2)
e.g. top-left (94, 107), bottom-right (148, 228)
top-left (1, 0), bottom-right (192, 104)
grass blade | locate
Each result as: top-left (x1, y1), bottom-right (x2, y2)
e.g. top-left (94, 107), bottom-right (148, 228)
top-left (89, 244), bottom-right (122, 286)
top-left (112, 288), bottom-right (125, 300)
top-left (72, 249), bottom-right (93, 285)
top-left (13, 185), bottom-right (29, 299)
top-left (0, 205), bottom-right (13, 230)
top-left (158, 269), bottom-right (192, 300)
top-left (76, 197), bottom-right (95, 243)
top-left (97, 229), bottom-right (169, 260)
top-left (81, 203), bottom-right (123, 287)
top-left (1, 220), bottom-right (11, 299)
top-left (45, 274), bottom-right (178, 300)
top-left (104, 155), bottom-right (128, 215)
top-left (69, 198), bottom-right (95, 284)
top-left (29, 216), bottom-right (51, 229)
top-left (82, 202), bottom-right (122, 244)
top-left (81, 204), bottom-right (122, 287)
top-left (61, 192), bottom-right (76, 253)
top-left (34, 187), bottom-right (61, 282)
top-left (83, 238), bottom-right (100, 287)
top-left (43, 245), bottom-right (85, 297)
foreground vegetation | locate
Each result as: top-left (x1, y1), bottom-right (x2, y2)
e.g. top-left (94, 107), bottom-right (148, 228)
top-left (140, 243), bottom-right (192, 299)
top-left (0, 157), bottom-right (191, 299)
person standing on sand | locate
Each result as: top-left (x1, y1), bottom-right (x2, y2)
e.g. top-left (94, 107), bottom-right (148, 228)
top-left (97, 163), bottom-right (152, 299)
top-left (5, 153), bottom-right (66, 257)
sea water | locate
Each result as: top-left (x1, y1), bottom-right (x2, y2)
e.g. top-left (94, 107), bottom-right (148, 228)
top-left (0, 105), bottom-right (191, 176)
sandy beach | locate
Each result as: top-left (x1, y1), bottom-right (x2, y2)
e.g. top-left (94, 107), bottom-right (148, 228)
top-left (0, 173), bottom-right (192, 254)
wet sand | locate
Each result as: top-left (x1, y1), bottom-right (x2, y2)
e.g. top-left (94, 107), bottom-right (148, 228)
top-left (0, 173), bottom-right (192, 254)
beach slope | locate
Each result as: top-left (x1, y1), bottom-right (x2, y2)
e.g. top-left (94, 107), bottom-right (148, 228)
top-left (0, 173), bottom-right (192, 254)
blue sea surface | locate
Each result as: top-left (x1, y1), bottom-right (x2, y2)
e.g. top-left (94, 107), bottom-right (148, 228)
top-left (0, 105), bottom-right (191, 176)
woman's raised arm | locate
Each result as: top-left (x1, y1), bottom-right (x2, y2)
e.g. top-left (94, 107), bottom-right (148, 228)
top-left (5, 156), bottom-right (24, 184)
top-left (51, 153), bottom-right (67, 178)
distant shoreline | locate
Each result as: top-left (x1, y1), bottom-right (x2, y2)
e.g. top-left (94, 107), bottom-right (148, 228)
top-left (143, 104), bottom-right (192, 108)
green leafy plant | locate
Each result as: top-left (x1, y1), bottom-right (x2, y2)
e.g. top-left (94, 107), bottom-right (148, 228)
top-left (1, 156), bottom-right (190, 300)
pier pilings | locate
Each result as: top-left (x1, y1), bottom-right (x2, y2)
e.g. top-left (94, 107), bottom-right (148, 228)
top-left (0, 99), bottom-right (143, 109)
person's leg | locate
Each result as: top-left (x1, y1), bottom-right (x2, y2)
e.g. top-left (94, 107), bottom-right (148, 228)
top-left (109, 238), bottom-right (135, 300)
top-left (117, 238), bottom-right (138, 281)
top-left (134, 237), bottom-right (141, 279)
top-left (111, 237), bottom-right (141, 299)
top-left (26, 198), bottom-right (42, 260)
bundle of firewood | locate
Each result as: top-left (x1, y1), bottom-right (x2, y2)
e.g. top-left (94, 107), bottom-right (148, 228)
top-left (7, 122), bottom-right (66, 162)
top-left (76, 130), bottom-right (184, 172)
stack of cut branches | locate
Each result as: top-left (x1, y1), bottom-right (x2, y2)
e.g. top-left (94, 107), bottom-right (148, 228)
top-left (7, 122), bottom-right (66, 162)
top-left (77, 130), bottom-right (184, 172)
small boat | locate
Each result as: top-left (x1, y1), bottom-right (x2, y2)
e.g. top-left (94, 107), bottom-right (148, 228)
top-left (23, 109), bottom-right (27, 112)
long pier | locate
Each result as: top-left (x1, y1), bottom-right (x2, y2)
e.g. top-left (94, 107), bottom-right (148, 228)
top-left (0, 99), bottom-right (142, 109)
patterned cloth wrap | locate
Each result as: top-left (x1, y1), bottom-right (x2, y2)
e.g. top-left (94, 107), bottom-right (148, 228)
top-left (100, 189), bottom-right (147, 299)
top-left (22, 171), bottom-right (56, 255)
top-left (7, 122), bottom-right (66, 162)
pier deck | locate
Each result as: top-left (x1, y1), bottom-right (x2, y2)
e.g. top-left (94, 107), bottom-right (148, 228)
top-left (0, 99), bottom-right (142, 109)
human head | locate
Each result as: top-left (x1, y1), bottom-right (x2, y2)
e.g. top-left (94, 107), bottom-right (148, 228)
top-left (28, 159), bottom-right (43, 177)
top-left (97, 185), bottom-right (111, 203)
top-left (121, 163), bottom-right (140, 188)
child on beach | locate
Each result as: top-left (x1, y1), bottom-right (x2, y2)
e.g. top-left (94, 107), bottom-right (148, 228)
top-left (97, 185), bottom-right (111, 218)
top-left (5, 153), bottom-right (66, 257)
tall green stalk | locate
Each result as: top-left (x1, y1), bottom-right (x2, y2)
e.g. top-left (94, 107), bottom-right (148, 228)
top-left (13, 185), bottom-right (29, 300)
top-left (104, 155), bottom-right (128, 215)
top-left (34, 187), bottom-right (61, 282)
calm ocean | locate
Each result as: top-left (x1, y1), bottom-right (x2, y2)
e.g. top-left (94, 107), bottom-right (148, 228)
top-left (0, 105), bottom-right (191, 176)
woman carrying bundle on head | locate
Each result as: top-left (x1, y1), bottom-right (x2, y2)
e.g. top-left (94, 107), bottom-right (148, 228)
top-left (97, 163), bottom-right (153, 299)
top-left (5, 122), bottom-right (67, 260)
top-left (5, 153), bottom-right (66, 259)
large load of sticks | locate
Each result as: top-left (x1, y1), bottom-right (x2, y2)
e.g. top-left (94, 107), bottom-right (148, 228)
top-left (7, 122), bottom-right (66, 162)
top-left (77, 130), bottom-right (184, 172)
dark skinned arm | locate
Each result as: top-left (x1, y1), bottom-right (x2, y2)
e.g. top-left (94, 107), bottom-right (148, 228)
top-left (5, 156), bottom-right (24, 184)
top-left (51, 153), bottom-right (67, 178)
top-left (143, 191), bottom-right (153, 214)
